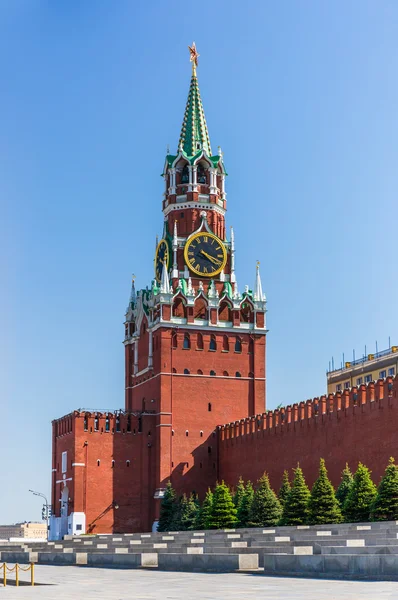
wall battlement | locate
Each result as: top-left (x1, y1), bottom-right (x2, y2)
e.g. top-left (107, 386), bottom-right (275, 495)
top-left (218, 377), bottom-right (396, 441)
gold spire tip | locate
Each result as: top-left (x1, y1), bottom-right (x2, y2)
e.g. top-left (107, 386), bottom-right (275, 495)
top-left (132, 274), bottom-right (136, 282)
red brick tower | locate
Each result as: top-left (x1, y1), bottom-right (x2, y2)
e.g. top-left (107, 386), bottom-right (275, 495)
top-left (124, 44), bottom-right (267, 529)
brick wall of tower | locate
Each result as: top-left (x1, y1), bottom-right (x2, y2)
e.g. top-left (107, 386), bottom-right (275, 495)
top-left (52, 412), bottom-right (156, 533)
top-left (218, 377), bottom-right (398, 494)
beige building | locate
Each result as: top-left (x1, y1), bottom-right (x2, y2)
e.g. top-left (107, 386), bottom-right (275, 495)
top-left (0, 522), bottom-right (47, 541)
top-left (327, 345), bottom-right (397, 394)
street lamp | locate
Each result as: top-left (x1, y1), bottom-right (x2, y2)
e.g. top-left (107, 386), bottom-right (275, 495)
top-left (29, 489), bottom-right (50, 536)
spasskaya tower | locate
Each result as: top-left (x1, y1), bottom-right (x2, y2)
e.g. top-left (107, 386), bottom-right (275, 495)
top-left (124, 43), bottom-right (267, 528)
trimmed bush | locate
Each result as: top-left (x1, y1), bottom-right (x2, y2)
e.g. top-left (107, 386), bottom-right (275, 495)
top-left (336, 463), bottom-right (354, 509)
top-left (248, 472), bottom-right (282, 527)
top-left (281, 465), bottom-right (310, 525)
top-left (208, 481), bottom-right (238, 529)
top-left (308, 458), bottom-right (342, 524)
top-left (196, 488), bottom-right (213, 530)
top-left (343, 463), bottom-right (376, 523)
top-left (278, 470), bottom-right (291, 507)
top-left (371, 457), bottom-right (398, 521)
top-left (237, 481), bottom-right (254, 528)
top-left (157, 481), bottom-right (176, 532)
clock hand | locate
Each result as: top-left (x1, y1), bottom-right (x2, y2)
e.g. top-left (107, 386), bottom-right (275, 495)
top-left (200, 250), bottom-right (222, 266)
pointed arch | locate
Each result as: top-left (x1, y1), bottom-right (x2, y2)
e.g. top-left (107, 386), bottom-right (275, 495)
top-left (173, 296), bottom-right (186, 319)
top-left (234, 336), bottom-right (242, 353)
top-left (194, 295), bottom-right (208, 320)
top-left (240, 298), bottom-right (254, 323)
top-left (218, 298), bottom-right (233, 322)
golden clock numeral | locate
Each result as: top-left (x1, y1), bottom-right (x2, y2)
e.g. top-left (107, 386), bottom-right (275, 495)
top-left (210, 238), bottom-right (215, 245)
top-left (203, 236), bottom-right (208, 242)
top-left (188, 251), bottom-right (194, 256)
top-left (195, 263), bottom-right (200, 270)
top-left (217, 254), bottom-right (223, 259)
top-left (189, 257), bottom-right (195, 264)
top-left (216, 246), bottom-right (221, 250)
top-left (203, 267), bottom-right (208, 273)
top-left (211, 265), bottom-right (216, 272)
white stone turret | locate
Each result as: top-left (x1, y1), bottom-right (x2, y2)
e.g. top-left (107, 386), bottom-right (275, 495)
top-left (230, 227), bottom-right (236, 283)
top-left (172, 220), bottom-right (179, 279)
top-left (160, 261), bottom-right (171, 294)
top-left (254, 262), bottom-right (265, 302)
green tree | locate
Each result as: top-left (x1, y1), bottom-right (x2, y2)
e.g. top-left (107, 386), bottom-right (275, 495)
top-left (169, 495), bottom-right (185, 531)
top-left (371, 457), bottom-right (398, 521)
top-left (237, 481), bottom-right (254, 527)
top-left (196, 488), bottom-right (213, 530)
top-left (308, 458), bottom-right (342, 524)
top-left (343, 463), bottom-right (377, 523)
top-left (248, 473), bottom-right (282, 527)
top-left (335, 463), bottom-right (354, 509)
top-left (180, 493), bottom-right (200, 530)
top-left (157, 481), bottom-right (176, 532)
top-left (233, 477), bottom-right (245, 508)
top-left (281, 465), bottom-right (310, 525)
top-left (278, 470), bottom-right (291, 507)
top-left (208, 481), bottom-right (238, 529)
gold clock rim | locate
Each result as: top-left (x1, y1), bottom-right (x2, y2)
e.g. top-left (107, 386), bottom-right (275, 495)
top-left (155, 239), bottom-right (170, 283)
top-left (184, 232), bottom-right (227, 278)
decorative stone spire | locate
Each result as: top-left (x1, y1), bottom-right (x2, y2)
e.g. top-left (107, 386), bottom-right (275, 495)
top-left (160, 261), bottom-right (171, 294)
top-left (230, 227), bottom-right (236, 283)
top-left (187, 277), bottom-right (195, 296)
top-left (178, 43), bottom-right (212, 157)
top-left (254, 261), bottom-right (265, 301)
top-left (127, 276), bottom-right (136, 311)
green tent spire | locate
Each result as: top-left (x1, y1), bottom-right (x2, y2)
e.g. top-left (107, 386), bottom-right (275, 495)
top-left (178, 43), bottom-right (212, 157)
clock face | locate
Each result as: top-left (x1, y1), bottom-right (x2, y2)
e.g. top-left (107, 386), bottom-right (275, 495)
top-left (184, 232), bottom-right (227, 277)
top-left (155, 239), bottom-right (169, 283)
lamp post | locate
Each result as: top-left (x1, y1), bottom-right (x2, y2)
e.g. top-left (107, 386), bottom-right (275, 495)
top-left (29, 489), bottom-right (50, 536)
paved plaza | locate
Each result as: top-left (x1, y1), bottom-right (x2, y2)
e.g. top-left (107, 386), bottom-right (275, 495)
top-left (2, 565), bottom-right (398, 599)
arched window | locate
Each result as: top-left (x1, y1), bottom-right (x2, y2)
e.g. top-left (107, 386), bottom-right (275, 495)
top-left (197, 164), bottom-right (206, 183)
top-left (236, 371), bottom-right (242, 378)
top-left (208, 446), bottom-right (212, 454)
top-left (111, 460), bottom-right (115, 468)
top-left (181, 165), bottom-right (189, 183)
top-left (209, 335), bottom-right (217, 351)
top-left (197, 369), bottom-right (203, 375)
top-left (185, 430), bottom-right (189, 437)
top-left (223, 335), bottom-right (229, 352)
top-left (210, 370), bottom-right (216, 376)
top-left (248, 371), bottom-right (254, 378)
top-left (97, 460), bottom-right (100, 467)
top-left (197, 333), bottom-right (204, 350)
top-left (84, 415), bottom-right (88, 431)
top-left (172, 333), bottom-right (178, 349)
top-left (200, 430), bottom-right (204, 437)
top-left (208, 403), bottom-right (212, 412)
top-left (126, 460), bottom-right (130, 467)
top-left (94, 415), bottom-right (99, 431)
top-left (184, 368), bottom-right (190, 374)
top-left (116, 416), bottom-right (120, 432)
top-left (172, 367), bottom-right (177, 373)
top-left (127, 415), bottom-right (131, 432)
top-left (183, 334), bottom-right (190, 349)
top-left (172, 430), bottom-right (175, 436)
top-left (105, 415), bottom-right (110, 432)
top-left (223, 371), bottom-right (229, 377)
top-left (235, 337), bottom-right (242, 353)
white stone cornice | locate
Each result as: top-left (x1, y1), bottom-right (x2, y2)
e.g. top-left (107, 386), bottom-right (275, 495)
top-left (163, 201), bottom-right (225, 219)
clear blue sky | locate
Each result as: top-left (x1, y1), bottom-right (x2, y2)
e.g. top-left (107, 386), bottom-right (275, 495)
top-left (1, 1), bottom-right (397, 523)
